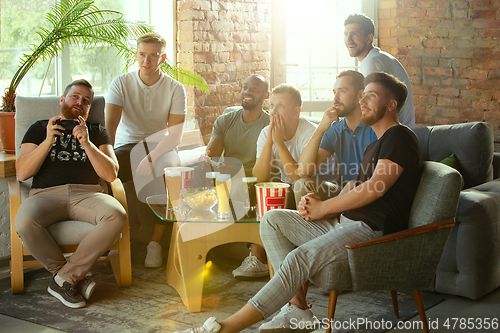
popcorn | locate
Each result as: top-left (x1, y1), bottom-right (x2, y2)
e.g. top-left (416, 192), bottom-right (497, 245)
top-left (183, 188), bottom-right (218, 210)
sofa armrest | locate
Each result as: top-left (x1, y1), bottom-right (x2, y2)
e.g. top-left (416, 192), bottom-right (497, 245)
top-left (346, 219), bottom-right (455, 291)
top-left (434, 179), bottom-right (500, 298)
top-left (493, 152), bottom-right (500, 179)
top-left (346, 218), bottom-right (455, 249)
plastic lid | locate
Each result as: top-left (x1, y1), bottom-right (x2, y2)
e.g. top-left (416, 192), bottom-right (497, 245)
top-left (165, 170), bottom-right (181, 177)
top-left (242, 177), bottom-right (257, 183)
top-left (206, 171), bottom-right (220, 178)
top-left (215, 173), bottom-right (231, 182)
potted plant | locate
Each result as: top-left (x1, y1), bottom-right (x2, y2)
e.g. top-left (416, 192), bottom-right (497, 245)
top-left (0, 0), bottom-right (209, 153)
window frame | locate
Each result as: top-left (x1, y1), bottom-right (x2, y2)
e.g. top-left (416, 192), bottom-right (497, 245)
top-left (271, 0), bottom-right (378, 117)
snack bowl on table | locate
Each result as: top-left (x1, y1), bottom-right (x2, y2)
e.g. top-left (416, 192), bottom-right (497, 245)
top-left (181, 187), bottom-right (218, 211)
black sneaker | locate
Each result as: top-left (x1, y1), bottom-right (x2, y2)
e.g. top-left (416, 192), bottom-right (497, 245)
top-left (77, 277), bottom-right (96, 300)
top-left (47, 276), bottom-right (86, 308)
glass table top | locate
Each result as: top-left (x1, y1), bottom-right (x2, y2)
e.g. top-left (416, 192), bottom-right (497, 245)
top-left (146, 194), bottom-right (259, 223)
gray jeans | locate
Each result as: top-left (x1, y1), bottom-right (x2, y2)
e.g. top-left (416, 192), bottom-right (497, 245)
top-left (14, 184), bottom-right (127, 285)
top-left (249, 209), bottom-right (382, 318)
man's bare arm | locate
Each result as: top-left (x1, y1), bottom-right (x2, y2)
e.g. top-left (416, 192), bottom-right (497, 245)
top-left (274, 140), bottom-right (301, 182)
top-left (252, 133), bottom-right (273, 182)
top-left (205, 138), bottom-right (224, 158)
top-left (105, 103), bottom-right (123, 145)
top-left (147, 114), bottom-right (185, 162)
top-left (300, 159), bottom-right (403, 221)
top-left (298, 107), bottom-right (337, 177)
top-left (74, 116), bottom-right (118, 183)
top-left (16, 116), bottom-right (63, 181)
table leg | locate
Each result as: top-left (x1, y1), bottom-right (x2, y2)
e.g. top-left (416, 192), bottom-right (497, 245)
top-left (166, 222), bottom-right (263, 312)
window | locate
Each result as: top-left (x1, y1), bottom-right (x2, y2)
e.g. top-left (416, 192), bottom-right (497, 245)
top-left (271, 0), bottom-right (377, 117)
top-left (0, 0), bottom-right (175, 100)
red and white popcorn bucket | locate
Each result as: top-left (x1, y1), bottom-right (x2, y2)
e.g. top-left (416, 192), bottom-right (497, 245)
top-left (255, 182), bottom-right (290, 219)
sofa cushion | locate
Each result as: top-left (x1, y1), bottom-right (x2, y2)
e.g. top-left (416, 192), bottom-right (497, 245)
top-left (414, 122), bottom-right (494, 189)
top-left (440, 153), bottom-right (464, 189)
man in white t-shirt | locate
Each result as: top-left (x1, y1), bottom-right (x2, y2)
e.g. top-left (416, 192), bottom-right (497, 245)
top-left (253, 84), bottom-right (317, 208)
top-left (250, 84), bottom-right (317, 283)
top-left (344, 13), bottom-right (415, 128)
top-left (106, 32), bottom-right (187, 268)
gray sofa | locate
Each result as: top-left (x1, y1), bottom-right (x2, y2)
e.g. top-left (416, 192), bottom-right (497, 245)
top-left (413, 122), bottom-right (500, 299)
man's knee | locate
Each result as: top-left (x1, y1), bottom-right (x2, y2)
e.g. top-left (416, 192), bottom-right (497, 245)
top-left (13, 202), bottom-right (40, 238)
top-left (281, 247), bottom-right (310, 273)
top-left (97, 199), bottom-right (127, 230)
top-left (260, 209), bottom-right (295, 234)
top-left (14, 215), bottom-right (31, 238)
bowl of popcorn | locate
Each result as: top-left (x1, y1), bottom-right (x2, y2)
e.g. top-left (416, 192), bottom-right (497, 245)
top-left (181, 187), bottom-right (218, 210)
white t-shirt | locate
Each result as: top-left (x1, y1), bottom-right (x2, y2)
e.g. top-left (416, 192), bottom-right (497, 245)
top-left (106, 70), bottom-right (187, 148)
top-left (256, 117), bottom-right (317, 184)
top-left (360, 47), bottom-right (415, 128)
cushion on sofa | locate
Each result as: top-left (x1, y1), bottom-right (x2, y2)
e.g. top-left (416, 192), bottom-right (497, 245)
top-left (414, 122), bottom-right (494, 189)
top-left (439, 153), bottom-right (464, 189)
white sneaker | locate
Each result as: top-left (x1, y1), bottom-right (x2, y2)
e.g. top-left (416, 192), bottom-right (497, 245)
top-left (144, 241), bottom-right (162, 268)
top-left (174, 317), bottom-right (221, 333)
top-left (259, 303), bottom-right (320, 333)
top-left (232, 253), bottom-right (269, 278)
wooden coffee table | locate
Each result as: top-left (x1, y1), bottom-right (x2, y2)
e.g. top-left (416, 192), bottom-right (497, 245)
top-left (147, 194), bottom-right (264, 313)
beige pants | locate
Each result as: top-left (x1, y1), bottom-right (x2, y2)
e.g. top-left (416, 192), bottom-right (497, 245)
top-left (14, 184), bottom-right (127, 285)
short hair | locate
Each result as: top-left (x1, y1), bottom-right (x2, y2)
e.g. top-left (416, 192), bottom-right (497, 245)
top-left (364, 72), bottom-right (407, 113)
top-left (344, 14), bottom-right (375, 36)
top-left (63, 79), bottom-right (94, 101)
top-left (337, 70), bottom-right (365, 92)
top-left (271, 84), bottom-right (302, 107)
top-left (137, 32), bottom-right (167, 54)
top-left (247, 74), bottom-right (269, 92)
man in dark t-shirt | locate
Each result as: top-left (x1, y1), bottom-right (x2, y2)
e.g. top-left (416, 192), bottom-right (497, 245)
top-left (171, 72), bottom-right (424, 333)
top-left (14, 79), bottom-right (127, 309)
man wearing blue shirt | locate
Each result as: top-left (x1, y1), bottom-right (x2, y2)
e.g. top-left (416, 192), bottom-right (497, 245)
top-left (296, 70), bottom-right (377, 200)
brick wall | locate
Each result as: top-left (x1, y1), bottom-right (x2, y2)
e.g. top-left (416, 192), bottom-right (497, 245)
top-left (177, 0), bottom-right (272, 143)
top-left (378, 0), bottom-right (500, 128)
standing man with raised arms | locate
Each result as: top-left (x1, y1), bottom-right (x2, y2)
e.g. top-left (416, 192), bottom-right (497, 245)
top-left (106, 32), bottom-right (187, 268)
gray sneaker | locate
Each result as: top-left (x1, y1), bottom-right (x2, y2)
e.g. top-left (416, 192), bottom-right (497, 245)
top-left (232, 253), bottom-right (269, 279)
top-left (145, 241), bottom-right (163, 268)
top-left (174, 317), bottom-right (221, 333)
top-left (259, 303), bottom-right (320, 333)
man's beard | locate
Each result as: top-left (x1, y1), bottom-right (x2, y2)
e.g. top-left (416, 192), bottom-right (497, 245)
top-left (361, 106), bottom-right (387, 126)
top-left (336, 103), bottom-right (357, 118)
top-left (242, 97), bottom-right (262, 110)
top-left (60, 103), bottom-right (81, 120)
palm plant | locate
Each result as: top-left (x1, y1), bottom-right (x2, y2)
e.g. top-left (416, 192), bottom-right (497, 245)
top-left (1, 0), bottom-right (209, 112)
